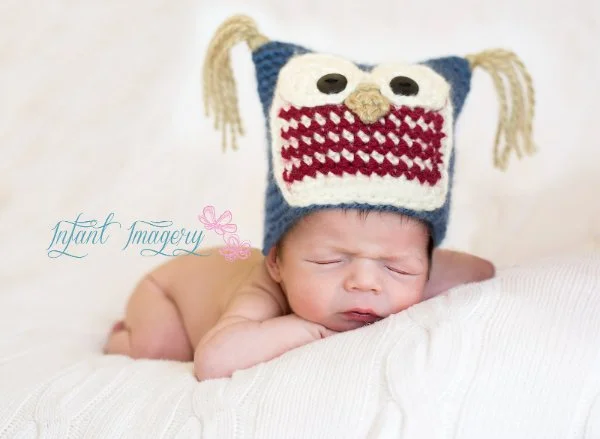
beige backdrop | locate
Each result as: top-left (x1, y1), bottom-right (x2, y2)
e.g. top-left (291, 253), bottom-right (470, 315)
top-left (1, 1), bottom-right (599, 330)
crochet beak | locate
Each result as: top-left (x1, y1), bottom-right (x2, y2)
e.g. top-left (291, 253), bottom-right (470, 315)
top-left (344, 83), bottom-right (391, 124)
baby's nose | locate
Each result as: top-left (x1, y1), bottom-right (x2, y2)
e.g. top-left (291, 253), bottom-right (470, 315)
top-left (344, 261), bottom-right (382, 294)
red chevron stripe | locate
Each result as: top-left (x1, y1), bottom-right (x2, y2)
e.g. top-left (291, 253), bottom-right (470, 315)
top-left (277, 104), bottom-right (446, 186)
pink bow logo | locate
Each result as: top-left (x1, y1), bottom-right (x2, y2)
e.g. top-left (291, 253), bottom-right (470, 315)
top-left (198, 204), bottom-right (251, 262)
top-left (218, 234), bottom-right (251, 262)
top-left (197, 205), bottom-right (237, 236)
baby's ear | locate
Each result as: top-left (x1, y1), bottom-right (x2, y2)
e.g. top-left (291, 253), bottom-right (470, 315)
top-left (424, 249), bottom-right (495, 299)
top-left (264, 245), bottom-right (284, 282)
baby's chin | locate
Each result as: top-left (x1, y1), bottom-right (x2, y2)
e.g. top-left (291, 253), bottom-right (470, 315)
top-left (331, 321), bottom-right (378, 332)
top-left (324, 313), bottom-right (387, 332)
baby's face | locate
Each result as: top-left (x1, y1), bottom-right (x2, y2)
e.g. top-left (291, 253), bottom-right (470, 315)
top-left (267, 209), bottom-right (429, 332)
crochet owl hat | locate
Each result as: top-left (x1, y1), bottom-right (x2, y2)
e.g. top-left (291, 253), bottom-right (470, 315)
top-left (203, 15), bottom-right (536, 255)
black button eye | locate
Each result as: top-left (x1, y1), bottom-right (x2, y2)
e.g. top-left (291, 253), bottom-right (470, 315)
top-left (390, 76), bottom-right (419, 96)
top-left (317, 73), bottom-right (348, 94)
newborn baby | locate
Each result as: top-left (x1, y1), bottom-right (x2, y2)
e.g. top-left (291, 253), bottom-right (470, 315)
top-left (104, 208), bottom-right (494, 381)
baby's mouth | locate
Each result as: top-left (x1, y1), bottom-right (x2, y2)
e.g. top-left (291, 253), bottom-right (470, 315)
top-left (343, 309), bottom-right (382, 324)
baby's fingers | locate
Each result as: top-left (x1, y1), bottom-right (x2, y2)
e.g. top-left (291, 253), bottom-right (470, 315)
top-left (320, 327), bottom-right (339, 338)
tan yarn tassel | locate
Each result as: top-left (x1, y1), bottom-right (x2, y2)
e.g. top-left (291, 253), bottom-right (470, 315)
top-left (203, 15), bottom-right (269, 151)
top-left (465, 49), bottom-right (536, 170)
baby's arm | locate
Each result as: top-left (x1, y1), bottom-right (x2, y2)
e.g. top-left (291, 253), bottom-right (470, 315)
top-left (194, 262), bottom-right (335, 381)
top-left (424, 249), bottom-right (495, 299)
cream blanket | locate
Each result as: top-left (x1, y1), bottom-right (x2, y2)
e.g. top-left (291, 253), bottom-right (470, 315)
top-left (1, 253), bottom-right (599, 438)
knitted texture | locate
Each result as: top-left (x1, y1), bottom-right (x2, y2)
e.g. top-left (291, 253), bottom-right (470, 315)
top-left (1, 252), bottom-right (599, 438)
top-left (252, 42), bottom-right (473, 254)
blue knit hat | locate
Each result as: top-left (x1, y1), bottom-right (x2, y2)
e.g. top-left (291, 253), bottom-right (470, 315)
top-left (203, 15), bottom-right (536, 255)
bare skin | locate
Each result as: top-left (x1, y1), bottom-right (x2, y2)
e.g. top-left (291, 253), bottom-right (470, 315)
top-left (103, 248), bottom-right (265, 362)
top-left (104, 210), bottom-right (495, 380)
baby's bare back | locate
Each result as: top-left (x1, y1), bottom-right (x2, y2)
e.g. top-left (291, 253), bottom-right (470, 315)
top-left (150, 247), bottom-right (268, 347)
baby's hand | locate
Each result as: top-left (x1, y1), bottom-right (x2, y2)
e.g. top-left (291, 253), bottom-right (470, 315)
top-left (319, 326), bottom-right (339, 338)
top-left (289, 314), bottom-right (338, 340)
top-left (195, 310), bottom-right (337, 380)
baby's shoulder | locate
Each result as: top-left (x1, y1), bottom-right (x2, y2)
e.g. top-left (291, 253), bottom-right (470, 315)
top-left (228, 259), bottom-right (290, 316)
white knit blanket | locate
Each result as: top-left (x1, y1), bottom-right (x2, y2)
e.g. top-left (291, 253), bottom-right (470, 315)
top-left (1, 252), bottom-right (599, 438)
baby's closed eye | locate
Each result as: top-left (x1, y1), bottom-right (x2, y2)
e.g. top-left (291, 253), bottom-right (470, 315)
top-left (310, 259), bottom-right (342, 265)
top-left (385, 265), bottom-right (417, 275)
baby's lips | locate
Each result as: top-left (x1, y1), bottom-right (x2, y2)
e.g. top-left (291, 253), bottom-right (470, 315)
top-left (343, 311), bottom-right (381, 324)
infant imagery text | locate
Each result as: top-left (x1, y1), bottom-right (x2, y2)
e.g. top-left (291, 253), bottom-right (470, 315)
top-left (47, 207), bottom-right (252, 261)
top-left (47, 213), bottom-right (207, 258)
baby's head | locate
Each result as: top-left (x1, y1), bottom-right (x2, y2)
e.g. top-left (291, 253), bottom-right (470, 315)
top-left (205, 16), bottom-right (537, 329)
top-left (265, 208), bottom-right (432, 331)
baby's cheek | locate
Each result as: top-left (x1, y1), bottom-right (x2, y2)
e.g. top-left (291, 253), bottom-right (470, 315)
top-left (285, 275), bottom-right (317, 306)
top-left (390, 284), bottom-right (426, 313)
top-left (290, 292), bottom-right (326, 323)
